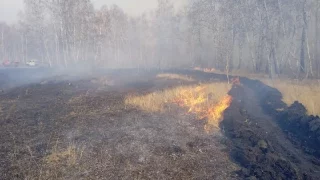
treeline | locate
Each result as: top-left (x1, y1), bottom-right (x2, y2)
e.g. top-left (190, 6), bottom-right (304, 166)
top-left (0, 0), bottom-right (319, 78)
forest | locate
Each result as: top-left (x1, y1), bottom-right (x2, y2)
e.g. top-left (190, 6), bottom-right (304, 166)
top-left (0, 0), bottom-right (319, 78)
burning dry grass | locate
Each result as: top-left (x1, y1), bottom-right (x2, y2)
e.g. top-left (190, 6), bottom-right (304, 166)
top-left (125, 83), bottom-right (231, 112)
top-left (125, 83), bottom-right (232, 132)
top-left (156, 73), bottom-right (195, 82)
top-left (204, 95), bottom-right (232, 132)
top-left (173, 85), bottom-right (232, 132)
top-left (262, 79), bottom-right (320, 116)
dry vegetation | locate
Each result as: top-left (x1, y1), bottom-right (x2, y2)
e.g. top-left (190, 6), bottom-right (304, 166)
top-left (125, 82), bottom-right (231, 113)
top-left (125, 82), bottom-right (233, 132)
top-left (2, 69), bottom-right (320, 179)
top-left (45, 144), bottom-right (81, 167)
top-left (227, 70), bottom-right (320, 116)
top-left (261, 79), bottom-right (320, 116)
top-left (156, 73), bottom-right (195, 82)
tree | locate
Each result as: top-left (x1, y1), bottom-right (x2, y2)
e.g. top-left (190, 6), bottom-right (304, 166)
top-left (1, 0), bottom-right (318, 78)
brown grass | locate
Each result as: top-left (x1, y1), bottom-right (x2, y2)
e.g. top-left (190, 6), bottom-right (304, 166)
top-left (225, 69), bottom-right (320, 116)
top-left (156, 73), bottom-right (195, 82)
top-left (45, 144), bottom-right (82, 167)
top-left (261, 78), bottom-right (320, 116)
top-left (67, 95), bottom-right (101, 116)
top-left (5, 103), bottom-right (17, 120)
top-left (125, 82), bottom-right (231, 112)
top-left (91, 76), bottom-right (115, 86)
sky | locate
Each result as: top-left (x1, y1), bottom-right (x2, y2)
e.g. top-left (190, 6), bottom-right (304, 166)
top-left (0, 0), bottom-right (23, 23)
top-left (0, 0), bottom-right (185, 24)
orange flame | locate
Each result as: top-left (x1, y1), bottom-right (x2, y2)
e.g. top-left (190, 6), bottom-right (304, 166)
top-left (231, 77), bottom-right (240, 85)
top-left (173, 85), bottom-right (232, 133)
top-left (173, 86), bottom-right (207, 114)
top-left (204, 95), bottom-right (232, 133)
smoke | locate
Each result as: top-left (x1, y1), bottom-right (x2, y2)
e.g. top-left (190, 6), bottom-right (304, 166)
top-left (0, 0), bottom-right (23, 23)
top-left (0, 0), bottom-right (318, 79)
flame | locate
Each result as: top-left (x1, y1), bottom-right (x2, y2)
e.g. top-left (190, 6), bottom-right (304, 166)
top-left (231, 77), bottom-right (240, 85)
top-left (204, 95), bottom-right (232, 133)
top-left (173, 86), bottom-right (207, 115)
top-left (173, 85), bottom-right (232, 133)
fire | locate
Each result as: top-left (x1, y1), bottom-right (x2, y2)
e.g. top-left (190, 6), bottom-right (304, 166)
top-left (231, 77), bottom-right (240, 85)
top-left (173, 86), bottom-right (207, 114)
top-left (204, 95), bottom-right (232, 133)
top-left (173, 85), bottom-right (232, 133)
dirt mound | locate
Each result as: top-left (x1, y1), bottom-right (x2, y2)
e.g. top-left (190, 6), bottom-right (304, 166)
top-left (279, 102), bottom-right (320, 158)
top-left (221, 85), bottom-right (311, 180)
top-left (163, 71), bottom-right (320, 179)
top-left (228, 77), bottom-right (320, 179)
top-left (242, 77), bottom-right (320, 160)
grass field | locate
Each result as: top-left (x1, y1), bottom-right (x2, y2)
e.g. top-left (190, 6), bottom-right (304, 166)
top-left (259, 78), bottom-right (320, 116)
top-left (224, 70), bottom-right (320, 116)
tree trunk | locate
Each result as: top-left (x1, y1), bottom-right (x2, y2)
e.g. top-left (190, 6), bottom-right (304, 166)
top-left (316, 0), bottom-right (319, 77)
top-left (226, 54), bottom-right (230, 84)
top-left (20, 35), bottom-right (25, 63)
top-left (25, 37), bottom-right (28, 62)
top-left (257, 32), bottom-right (264, 72)
top-left (230, 25), bottom-right (235, 71)
top-left (44, 40), bottom-right (52, 67)
top-left (1, 27), bottom-right (4, 60)
top-left (300, 26), bottom-right (306, 74)
top-left (268, 47), bottom-right (275, 79)
top-left (197, 28), bottom-right (202, 66)
top-left (272, 46), bottom-right (278, 75)
top-left (306, 36), bottom-right (313, 77)
top-left (240, 1), bottom-right (256, 71)
top-left (238, 42), bottom-right (243, 70)
top-left (299, 0), bottom-right (307, 75)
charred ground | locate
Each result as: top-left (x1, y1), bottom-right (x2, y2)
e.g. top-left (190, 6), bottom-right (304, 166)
top-left (0, 68), bottom-right (319, 179)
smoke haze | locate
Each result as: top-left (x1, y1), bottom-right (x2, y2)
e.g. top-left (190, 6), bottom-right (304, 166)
top-left (0, 0), bottom-right (185, 23)
top-left (0, 0), bottom-right (23, 23)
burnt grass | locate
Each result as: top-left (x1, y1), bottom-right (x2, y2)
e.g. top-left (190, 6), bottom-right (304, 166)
top-left (0, 68), bottom-right (320, 179)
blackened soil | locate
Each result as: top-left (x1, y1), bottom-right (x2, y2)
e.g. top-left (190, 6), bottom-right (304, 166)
top-left (0, 69), bottom-right (239, 180)
top-left (1, 68), bottom-right (320, 180)
top-left (222, 84), bottom-right (319, 179)
top-left (172, 70), bottom-right (320, 179)
top-left (240, 77), bottom-right (320, 165)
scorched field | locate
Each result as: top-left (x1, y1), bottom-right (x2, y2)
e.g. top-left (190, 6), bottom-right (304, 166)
top-left (0, 68), bottom-right (320, 180)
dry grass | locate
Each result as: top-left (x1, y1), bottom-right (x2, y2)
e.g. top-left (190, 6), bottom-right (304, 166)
top-left (226, 70), bottom-right (320, 116)
top-left (45, 144), bottom-right (83, 167)
top-left (5, 102), bottom-right (17, 120)
top-left (91, 76), bottom-right (115, 86)
top-left (67, 95), bottom-right (101, 116)
top-left (261, 78), bottom-right (320, 116)
top-left (156, 73), bottom-right (195, 82)
top-left (125, 82), bottom-right (231, 113)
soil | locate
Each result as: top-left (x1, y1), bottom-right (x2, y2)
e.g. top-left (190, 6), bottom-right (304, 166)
top-left (0, 68), bottom-right (320, 179)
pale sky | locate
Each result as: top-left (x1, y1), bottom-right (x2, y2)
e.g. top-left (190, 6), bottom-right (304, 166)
top-left (0, 0), bottom-right (185, 24)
